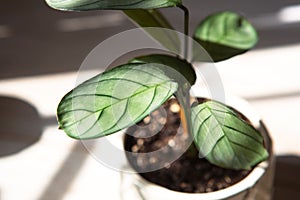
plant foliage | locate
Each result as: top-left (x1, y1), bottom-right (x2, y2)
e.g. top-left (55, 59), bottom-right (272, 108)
top-left (192, 100), bottom-right (268, 170)
top-left (48, 0), bottom-right (269, 170)
top-left (45, 0), bottom-right (182, 11)
top-left (57, 63), bottom-right (177, 139)
top-left (194, 11), bottom-right (258, 62)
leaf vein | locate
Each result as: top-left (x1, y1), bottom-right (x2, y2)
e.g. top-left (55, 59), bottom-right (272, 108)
top-left (223, 124), bottom-right (262, 144)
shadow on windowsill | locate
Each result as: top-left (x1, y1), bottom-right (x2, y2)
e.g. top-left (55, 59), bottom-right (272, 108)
top-left (0, 96), bottom-right (56, 157)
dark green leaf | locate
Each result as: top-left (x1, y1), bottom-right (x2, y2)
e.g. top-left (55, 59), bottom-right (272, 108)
top-left (45, 0), bottom-right (182, 11)
top-left (124, 9), bottom-right (180, 51)
top-left (130, 54), bottom-right (196, 86)
top-left (57, 63), bottom-right (178, 139)
top-left (191, 100), bottom-right (268, 170)
top-left (194, 11), bottom-right (258, 62)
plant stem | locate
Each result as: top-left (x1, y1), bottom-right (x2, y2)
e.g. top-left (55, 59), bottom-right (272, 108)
top-left (175, 83), bottom-right (192, 136)
top-left (179, 4), bottom-right (190, 59)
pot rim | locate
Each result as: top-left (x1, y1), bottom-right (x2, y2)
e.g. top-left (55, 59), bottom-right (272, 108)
top-left (133, 159), bottom-right (268, 200)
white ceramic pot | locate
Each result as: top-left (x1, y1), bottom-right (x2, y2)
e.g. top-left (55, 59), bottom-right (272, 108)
top-left (120, 96), bottom-right (275, 200)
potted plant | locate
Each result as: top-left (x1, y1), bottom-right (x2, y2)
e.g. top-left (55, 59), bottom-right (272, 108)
top-left (45, 0), bottom-right (274, 199)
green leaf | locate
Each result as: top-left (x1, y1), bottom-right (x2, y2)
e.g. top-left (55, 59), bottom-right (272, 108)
top-left (191, 100), bottom-right (268, 170)
top-left (57, 63), bottom-right (178, 139)
top-left (124, 9), bottom-right (173, 29)
top-left (45, 0), bottom-right (182, 11)
top-left (123, 9), bottom-right (180, 51)
top-left (130, 54), bottom-right (196, 86)
top-left (130, 54), bottom-right (195, 141)
top-left (194, 11), bottom-right (258, 62)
